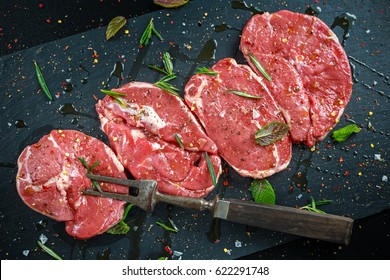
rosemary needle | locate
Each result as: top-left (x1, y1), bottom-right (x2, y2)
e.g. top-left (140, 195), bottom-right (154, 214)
top-left (33, 60), bottom-right (53, 101)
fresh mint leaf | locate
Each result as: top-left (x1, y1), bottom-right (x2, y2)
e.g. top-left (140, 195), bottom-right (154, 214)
top-left (250, 179), bottom-right (275, 204)
top-left (332, 124), bottom-right (361, 142)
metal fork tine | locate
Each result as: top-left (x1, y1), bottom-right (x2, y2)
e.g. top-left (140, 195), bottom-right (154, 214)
top-left (83, 189), bottom-right (139, 204)
top-left (86, 173), bottom-right (156, 188)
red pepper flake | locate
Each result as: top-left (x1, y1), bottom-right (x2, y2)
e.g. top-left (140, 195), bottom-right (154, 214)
top-left (223, 180), bottom-right (228, 187)
top-left (46, 19), bottom-right (51, 24)
top-left (307, 188), bottom-right (311, 193)
top-left (361, 42), bottom-right (365, 47)
top-left (38, 3), bottom-right (44, 9)
top-left (344, 170), bottom-right (349, 176)
top-left (93, 95), bottom-right (98, 101)
top-left (164, 246), bottom-right (172, 255)
top-left (224, 168), bottom-right (229, 174)
top-left (92, 50), bottom-right (99, 58)
top-left (339, 157), bottom-right (344, 163)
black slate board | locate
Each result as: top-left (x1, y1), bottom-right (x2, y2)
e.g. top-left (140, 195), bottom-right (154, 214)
top-left (0, 0), bottom-right (389, 260)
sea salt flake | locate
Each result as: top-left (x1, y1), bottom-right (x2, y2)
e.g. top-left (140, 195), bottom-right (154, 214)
top-left (235, 240), bottom-right (242, 248)
top-left (39, 234), bottom-right (48, 244)
top-left (22, 250), bottom-right (30, 256)
top-left (382, 175), bottom-right (388, 183)
top-left (173, 250), bottom-right (183, 257)
top-left (374, 154), bottom-right (383, 161)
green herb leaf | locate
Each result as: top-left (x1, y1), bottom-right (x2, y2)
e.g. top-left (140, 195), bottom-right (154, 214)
top-left (250, 179), bottom-right (276, 204)
top-left (106, 221), bottom-right (130, 235)
top-left (156, 221), bottom-right (178, 233)
top-left (158, 257), bottom-right (168, 260)
top-left (247, 52), bottom-right (272, 81)
top-left (77, 158), bottom-right (102, 192)
top-left (204, 152), bottom-right (217, 187)
top-left (77, 157), bottom-right (90, 171)
top-left (92, 180), bottom-right (103, 193)
top-left (140, 18), bottom-right (163, 47)
top-left (154, 75), bottom-right (181, 98)
top-left (101, 89), bottom-right (126, 106)
top-left (100, 89), bottom-right (126, 98)
top-left (106, 16), bottom-right (127, 40)
top-left (174, 133), bottom-right (185, 149)
top-left (37, 241), bottom-right (63, 260)
top-left (153, 0), bottom-right (189, 8)
top-left (107, 204), bottom-right (133, 235)
top-left (254, 121), bottom-right (290, 146)
top-left (300, 197), bottom-right (332, 214)
top-left (228, 89), bottom-right (263, 99)
top-left (194, 67), bottom-right (220, 76)
top-left (332, 124), bottom-right (361, 142)
top-left (163, 52), bottom-right (174, 75)
top-left (90, 160), bottom-right (100, 171)
top-left (34, 60), bottom-right (53, 101)
top-left (148, 64), bottom-right (169, 75)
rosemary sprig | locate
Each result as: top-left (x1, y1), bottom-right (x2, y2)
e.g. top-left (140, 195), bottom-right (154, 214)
top-left (140, 18), bottom-right (163, 47)
top-left (228, 89), bottom-right (263, 99)
top-left (148, 51), bottom-right (174, 76)
top-left (37, 241), bottom-right (63, 260)
top-left (156, 218), bottom-right (178, 233)
top-left (33, 60), bottom-right (53, 101)
top-left (163, 52), bottom-right (173, 75)
top-left (174, 133), bottom-right (185, 149)
top-left (100, 89), bottom-right (126, 98)
top-left (107, 204), bottom-right (133, 235)
top-left (194, 67), bottom-right (220, 76)
top-left (300, 197), bottom-right (333, 214)
top-left (204, 152), bottom-right (217, 187)
top-left (154, 74), bottom-right (181, 98)
top-left (148, 64), bottom-right (169, 75)
top-left (247, 52), bottom-right (272, 82)
top-left (100, 89), bottom-right (126, 106)
top-left (77, 157), bottom-right (102, 192)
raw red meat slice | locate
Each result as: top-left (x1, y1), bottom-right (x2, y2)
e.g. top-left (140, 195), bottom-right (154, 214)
top-left (184, 58), bottom-right (292, 178)
top-left (95, 82), bottom-right (221, 198)
top-left (16, 130), bottom-right (128, 239)
top-left (240, 10), bottom-right (353, 146)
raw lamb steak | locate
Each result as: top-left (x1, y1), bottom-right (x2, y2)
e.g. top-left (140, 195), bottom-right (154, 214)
top-left (95, 82), bottom-right (221, 198)
top-left (240, 10), bottom-right (353, 146)
top-left (16, 130), bottom-right (128, 239)
top-left (184, 58), bottom-right (292, 178)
